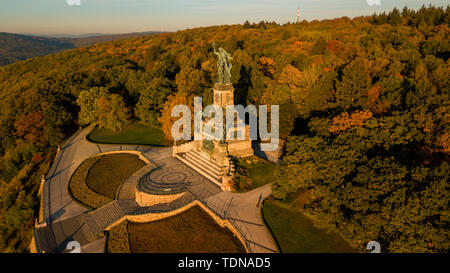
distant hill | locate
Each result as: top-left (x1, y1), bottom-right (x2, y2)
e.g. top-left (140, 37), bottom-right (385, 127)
top-left (66, 31), bottom-right (166, 47)
top-left (23, 33), bottom-right (106, 38)
top-left (0, 31), bottom-right (164, 66)
top-left (0, 33), bottom-right (74, 66)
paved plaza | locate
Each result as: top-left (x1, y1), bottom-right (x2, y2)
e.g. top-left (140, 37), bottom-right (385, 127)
top-left (36, 126), bottom-right (277, 253)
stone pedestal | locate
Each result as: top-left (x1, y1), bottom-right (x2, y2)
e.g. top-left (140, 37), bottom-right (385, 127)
top-left (172, 82), bottom-right (255, 192)
top-left (213, 83), bottom-right (234, 107)
top-left (211, 83), bottom-right (253, 158)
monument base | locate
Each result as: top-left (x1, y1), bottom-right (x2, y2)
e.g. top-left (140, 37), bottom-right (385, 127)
top-left (172, 80), bottom-right (255, 191)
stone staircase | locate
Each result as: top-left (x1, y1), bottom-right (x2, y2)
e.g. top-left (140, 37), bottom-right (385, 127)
top-left (82, 201), bottom-right (124, 241)
top-left (116, 180), bottom-right (136, 200)
top-left (176, 150), bottom-right (223, 187)
top-left (117, 199), bottom-right (142, 214)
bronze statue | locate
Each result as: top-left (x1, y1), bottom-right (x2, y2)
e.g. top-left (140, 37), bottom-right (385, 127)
top-left (213, 43), bottom-right (233, 84)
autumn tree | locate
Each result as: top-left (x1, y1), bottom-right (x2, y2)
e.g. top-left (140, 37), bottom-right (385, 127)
top-left (14, 112), bottom-right (47, 146)
top-left (158, 92), bottom-right (193, 141)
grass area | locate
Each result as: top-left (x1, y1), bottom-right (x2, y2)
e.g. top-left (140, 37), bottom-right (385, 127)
top-left (86, 154), bottom-right (146, 199)
top-left (263, 199), bottom-right (356, 253)
top-left (105, 221), bottom-right (131, 253)
top-left (68, 156), bottom-right (112, 209)
top-left (106, 206), bottom-right (246, 253)
top-left (87, 122), bottom-right (171, 147)
top-left (234, 156), bottom-right (277, 192)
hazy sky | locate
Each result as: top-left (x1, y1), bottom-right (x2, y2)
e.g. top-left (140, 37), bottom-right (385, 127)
top-left (0, 0), bottom-right (447, 35)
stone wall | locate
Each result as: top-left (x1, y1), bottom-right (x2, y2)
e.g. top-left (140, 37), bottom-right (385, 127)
top-left (94, 150), bottom-right (150, 164)
top-left (135, 190), bottom-right (186, 207)
top-left (28, 230), bottom-right (38, 253)
top-left (227, 140), bottom-right (253, 158)
top-left (252, 140), bottom-right (285, 163)
top-left (172, 141), bottom-right (195, 156)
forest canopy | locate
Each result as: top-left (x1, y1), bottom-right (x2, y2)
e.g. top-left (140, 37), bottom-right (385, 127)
top-left (0, 5), bottom-right (448, 252)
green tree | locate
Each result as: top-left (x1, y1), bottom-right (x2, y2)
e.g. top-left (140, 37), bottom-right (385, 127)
top-left (77, 87), bottom-right (132, 132)
top-left (335, 59), bottom-right (372, 109)
top-left (135, 78), bottom-right (174, 125)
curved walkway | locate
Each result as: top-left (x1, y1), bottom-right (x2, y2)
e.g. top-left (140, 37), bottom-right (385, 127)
top-left (36, 126), bottom-right (277, 253)
top-left (43, 125), bottom-right (181, 223)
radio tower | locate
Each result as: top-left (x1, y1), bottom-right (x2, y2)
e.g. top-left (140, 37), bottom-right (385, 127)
top-left (297, 8), bottom-right (301, 23)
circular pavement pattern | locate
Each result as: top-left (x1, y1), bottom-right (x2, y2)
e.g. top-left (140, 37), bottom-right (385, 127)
top-left (139, 157), bottom-right (206, 193)
top-left (161, 173), bottom-right (187, 183)
top-left (168, 165), bottom-right (188, 172)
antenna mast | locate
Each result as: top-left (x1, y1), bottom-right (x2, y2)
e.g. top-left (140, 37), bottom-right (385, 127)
top-left (297, 8), bottom-right (301, 23)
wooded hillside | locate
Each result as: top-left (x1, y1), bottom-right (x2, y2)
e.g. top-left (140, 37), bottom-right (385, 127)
top-left (0, 5), bottom-right (448, 252)
top-left (0, 31), bottom-right (163, 66)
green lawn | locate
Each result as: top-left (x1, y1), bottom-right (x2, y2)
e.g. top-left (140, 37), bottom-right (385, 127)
top-left (87, 122), bottom-right (171, 146)
top-left (263, 199), bottom-right (356, 253)
top-left (235, 156), bottom-right (277, 192)
top-left (85, 154), bottom-right (146, 199)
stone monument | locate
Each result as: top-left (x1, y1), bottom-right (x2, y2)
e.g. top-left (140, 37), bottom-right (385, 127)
top-left (210, 44), bottom-right (253, 158)
top-left (173, 45), bottom-right (253, 191)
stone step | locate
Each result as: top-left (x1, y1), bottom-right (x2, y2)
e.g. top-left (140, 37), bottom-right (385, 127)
top-left (89, 201), bottom-right (124, 234)
top-left (187, 151), bottom-right (223, 173)
top-left (81, 215), bottom-right (100, 242)
top-left (140, 174), bottom-right (187, 192)
top-left (185, 152), bottom-right (222, 176)
top-left (117, 181), bottom-right (136, 200)
top-left (176, 155), bottom-right (222, 188)
top-left (117, 199), bottom-right (142, 214)
top-left (190, 150), bottom-right (222, 171)
top-left (183, 154), bottom-right (222, 180)
top-left (34, 225), bottom-right (57, 253)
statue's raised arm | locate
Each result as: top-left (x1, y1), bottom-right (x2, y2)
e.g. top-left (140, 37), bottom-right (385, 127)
top-left (213, 44), bottom-right (233, 84)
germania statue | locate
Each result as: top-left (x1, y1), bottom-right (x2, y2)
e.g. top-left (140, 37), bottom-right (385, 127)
top-left (213, 43), bottom-right (233, 84)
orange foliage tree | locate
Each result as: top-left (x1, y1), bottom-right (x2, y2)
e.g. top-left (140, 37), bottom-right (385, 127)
top-left (329, 110), bottom-right (373, 134)
top-left (14, 112), bottom-right (47, 145)
top-left (158, 92), bottom-right (193, 141)
top-left (258, 56), bottom-right (276, 78)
